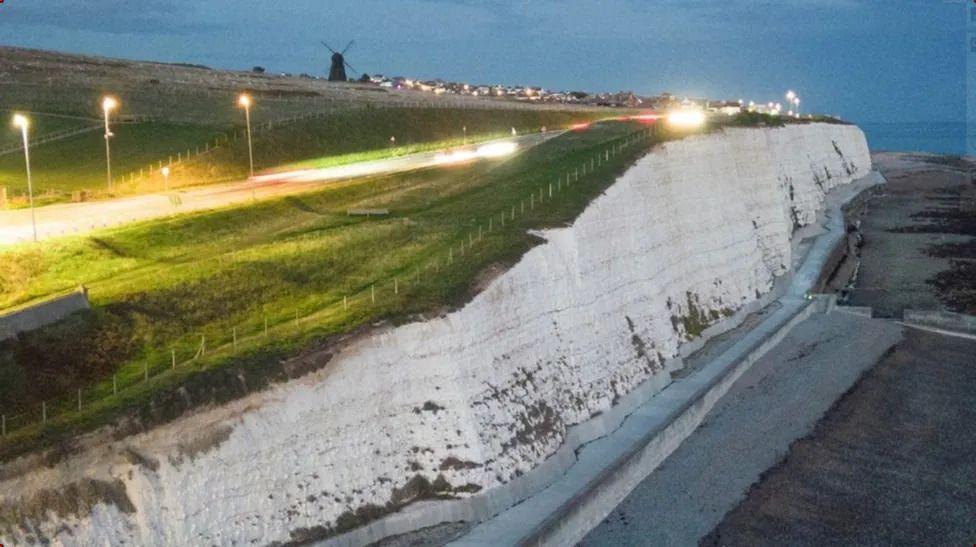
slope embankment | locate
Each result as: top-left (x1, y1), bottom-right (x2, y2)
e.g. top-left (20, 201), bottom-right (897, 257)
top-left (0, 123), bottom-right (870, 546)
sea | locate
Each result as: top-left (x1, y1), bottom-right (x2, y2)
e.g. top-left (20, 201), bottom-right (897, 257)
top-left (856, 122), bottom-right (968, 157)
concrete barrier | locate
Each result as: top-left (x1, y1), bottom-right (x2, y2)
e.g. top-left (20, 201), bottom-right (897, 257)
top-left (0, 287), bottom-right (90, 341)
top-left (902, 309), bottom-right (976, 335)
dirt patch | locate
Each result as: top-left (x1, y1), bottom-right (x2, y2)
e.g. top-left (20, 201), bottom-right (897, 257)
top-left (0, 478), bottom-right (134, 538)
top-left (469, 262), bottom-right (509, 294)
top-left (277, 473), bottom-right (478, 546)
top-left (170, 423), bottom-right (233, 465)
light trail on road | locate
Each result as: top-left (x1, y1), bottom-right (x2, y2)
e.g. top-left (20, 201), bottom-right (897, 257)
top-left (0, 132), bottom-right (555, 246)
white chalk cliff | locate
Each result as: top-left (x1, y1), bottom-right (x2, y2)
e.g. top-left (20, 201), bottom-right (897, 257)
top-left (0, 123), bottom-right (870, 546)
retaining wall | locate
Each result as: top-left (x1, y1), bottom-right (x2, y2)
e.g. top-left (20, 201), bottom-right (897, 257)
top-left (0, 287), bottom-right (90, 341)
top-left (903, 309), bottom-right (976, 335)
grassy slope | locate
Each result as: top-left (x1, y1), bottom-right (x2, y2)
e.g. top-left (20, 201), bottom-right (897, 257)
top-left (159, 107), bottom-right (611, 188)
top-left (0, 107), bottom-right (611, 201)
top-left (0, 111), bottom-right (96, 148)
top-left (0, 120), bottom-right (673, 456)
top-left (0, 122), bottom-right (223, 197)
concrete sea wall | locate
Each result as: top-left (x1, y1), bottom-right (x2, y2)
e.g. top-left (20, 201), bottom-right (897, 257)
top-left (0, 287), bottom-right (90, 342)
top-left (0, 123), bottom-right (871, 546)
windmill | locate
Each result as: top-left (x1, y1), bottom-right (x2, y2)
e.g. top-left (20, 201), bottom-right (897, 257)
top-left (322, 40), bottom-right (357, 82)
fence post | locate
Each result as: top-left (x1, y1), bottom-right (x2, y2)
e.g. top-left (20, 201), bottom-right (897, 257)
top-left (549, 183), bottom-right (553, 198)
top-left (395, 278), bottom-right (399, 295)
top-left (78, 389), bottom-right (82, 412)
top-left (264, 316), bottom-right (269, 336)
top-left (42, 401), bottom-right (47, 424)
top-left (233, 327), bottom-right (238, 351)
top-left (171, 348), bottom-right (176, 369)
top-left (371, 285), bottom-right (376, 304)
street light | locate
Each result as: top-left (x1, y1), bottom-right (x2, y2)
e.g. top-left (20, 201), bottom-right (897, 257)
top-left (12, 114), bottom-right (37, 242)
top-left (161, 166), bottom-right (170, 191)
top-left (793, 97), bottom-right (801, 117)
top-left (238, 94), bottom-right (254, 178)
top-left (463, 125), bottom-right (467, 145)
top-left (102, 96), bottom-right (118, 191)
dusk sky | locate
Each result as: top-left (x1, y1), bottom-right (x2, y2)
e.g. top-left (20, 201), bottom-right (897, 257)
top-left (0, 0), bottom-right (964, 124)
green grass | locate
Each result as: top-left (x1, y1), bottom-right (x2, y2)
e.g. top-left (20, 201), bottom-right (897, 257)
top-left (0, 107), bottom-right (614, 204)
top-left (0, 119), bottom-right (678, 458)
top-left (0, 122), bottom-right (223, 197)
top-left (164, 107), bottom-right (614, 188)
top-left (0, 110), bottom-right (96, 148)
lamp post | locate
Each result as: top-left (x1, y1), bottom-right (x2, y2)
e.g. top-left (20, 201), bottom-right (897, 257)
top-left (463, 125), bottom-right (467, 145)
top-left (12, 114), bottom-right (36, 242)
top-left (102, 96), bottom-right (118, 191)
top-left (161, 166), bottom-right (170, 191)
top-left (793, 97), bottom-right (801, 117)
top-left (238, 94), bottom-right (254, 178)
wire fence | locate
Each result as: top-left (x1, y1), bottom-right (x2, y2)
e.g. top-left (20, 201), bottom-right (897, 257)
top-left (0, 127), bottom-right (654, 442)
top-left (1, 100), bottom-right (616, 205)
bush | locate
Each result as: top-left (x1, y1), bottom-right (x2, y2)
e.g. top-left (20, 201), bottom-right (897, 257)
top-left (1, 309), bottom-right (138, 408)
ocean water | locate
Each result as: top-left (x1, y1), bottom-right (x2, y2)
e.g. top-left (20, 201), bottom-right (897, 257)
top-left (857, 122), bottom-right (967, 156)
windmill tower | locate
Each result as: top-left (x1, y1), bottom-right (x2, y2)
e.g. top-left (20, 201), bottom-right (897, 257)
top-left (322, 40), bottom-right (357, 82)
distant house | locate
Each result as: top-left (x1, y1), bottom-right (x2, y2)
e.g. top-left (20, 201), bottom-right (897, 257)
top-left (716, 105), bottom-right (743, 116)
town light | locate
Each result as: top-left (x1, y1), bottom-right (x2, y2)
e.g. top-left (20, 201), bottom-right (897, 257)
top-left (12, 114), bottom-right (37, 242)
top-left (102, 96), bottom-right (119, 190)
top-left (238, 94), bottom-right (254, 178)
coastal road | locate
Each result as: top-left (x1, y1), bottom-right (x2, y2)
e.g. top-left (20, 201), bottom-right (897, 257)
top-left (0, 131), bottom-right (556, 246)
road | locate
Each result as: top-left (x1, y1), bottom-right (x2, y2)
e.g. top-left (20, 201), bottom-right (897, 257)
top-left (0, 131), bottom-right (555, 246)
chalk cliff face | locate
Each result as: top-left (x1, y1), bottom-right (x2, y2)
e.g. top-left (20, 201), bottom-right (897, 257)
top-left (0, 123), bottom-right (870, 545)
